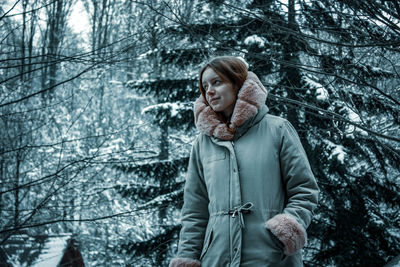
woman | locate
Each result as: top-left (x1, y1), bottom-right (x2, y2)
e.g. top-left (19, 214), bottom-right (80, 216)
top-left (170, 56), bottom-right (319, 267)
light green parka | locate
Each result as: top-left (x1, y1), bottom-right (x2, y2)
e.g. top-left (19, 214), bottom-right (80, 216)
top-left (170, 72), bottom-right (319, 267)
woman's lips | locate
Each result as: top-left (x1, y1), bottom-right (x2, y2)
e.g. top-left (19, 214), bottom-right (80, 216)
top-left (210, 97), bottom-right (219, 104)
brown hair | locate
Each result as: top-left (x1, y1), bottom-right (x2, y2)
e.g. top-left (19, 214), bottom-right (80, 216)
top-left (199, 56), bottom-right (248, 101)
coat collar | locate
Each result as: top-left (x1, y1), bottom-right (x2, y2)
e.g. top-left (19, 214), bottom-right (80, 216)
top-left (194, 72), bottom-right (268, 141)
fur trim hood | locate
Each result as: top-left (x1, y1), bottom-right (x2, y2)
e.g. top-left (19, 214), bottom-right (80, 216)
top-left (194, 71), bottom-right (268, 140)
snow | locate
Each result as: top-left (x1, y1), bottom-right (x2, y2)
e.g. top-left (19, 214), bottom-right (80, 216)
top-left (68, 1), bottom-right (90, 50)
top-left (141, 102), bottom-right (190, 117)
top-left (69, 1), bottom-right (89, 35)
top-left (126, 78), bottom-right (156, 87)
top-left (244, 35), bottom-right (267, 48)
top-left (316, 87), bottom-right (329, 101)
top-left (138, 49), bottom-right (157, 60)
top-left (304, 76), bottom-right (328, 101)
top-left (340, 107), bottom-right (368, 136)
top-left (31, 235), bottom-right (71, 267)
top-left (109, 80), bottom-right (123, 85)
top-left (347, 108), bottom-right (361, 124)
top-left (277, 0), bottom-right (301, 16)
top-left (202, 4), bottom-right (211, 13)
top-left (126, 94), bottom-right (149, 100)
top-left (325, 140), bottom-right (347, 163)
top-left (331, 145), bottom-right (346, 163)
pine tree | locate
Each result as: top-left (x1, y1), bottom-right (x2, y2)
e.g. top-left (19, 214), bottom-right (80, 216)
top-left (111, 2), bottom-right (203, 265)
top-left (296, 1), bottom-right (400, 265)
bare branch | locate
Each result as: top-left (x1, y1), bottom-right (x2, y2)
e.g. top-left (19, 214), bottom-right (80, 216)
top-left (0, 0), bottom-right (21, 21)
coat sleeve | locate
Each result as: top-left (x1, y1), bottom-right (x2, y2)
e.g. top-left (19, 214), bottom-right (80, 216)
top-left (170, 136), bottom-right (209, 266)
top-left (265, 120), bottom-right (319, 256)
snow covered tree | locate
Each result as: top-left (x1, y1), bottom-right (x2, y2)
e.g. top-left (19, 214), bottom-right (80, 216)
top-left (111, 1), bottom-right (200, 266)
top-left (296, 1), bottom-right (400, 265)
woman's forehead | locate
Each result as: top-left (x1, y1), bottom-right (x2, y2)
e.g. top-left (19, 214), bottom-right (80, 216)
top-left (202, 68), bottom-right (220, 82)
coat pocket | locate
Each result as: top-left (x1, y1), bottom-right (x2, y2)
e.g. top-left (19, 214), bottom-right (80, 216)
top-left (262, 211), bottom-right (286, 261)
top-left (266, 228), bottom-right (286, 261)
top-left (205, 151), bottom-right (226, 163)
top-left (267, 229), bottom-right (284, 251)
top-left (200, 228), bottom-right (213, 260)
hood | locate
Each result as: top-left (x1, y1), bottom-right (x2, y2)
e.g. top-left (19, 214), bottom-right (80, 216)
top-left (194, 71), bottom-right (268, 141)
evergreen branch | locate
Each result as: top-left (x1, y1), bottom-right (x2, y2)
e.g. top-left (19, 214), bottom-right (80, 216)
top-left (269, 94), bottom-right (400, 143)
top-left (222, 2), bottom-right (400, 48)
top-left (265, 57), bottom-right (400, 107)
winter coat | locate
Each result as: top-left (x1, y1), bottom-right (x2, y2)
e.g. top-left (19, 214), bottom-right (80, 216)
top-left (170, 72), bottom-right (319, 267)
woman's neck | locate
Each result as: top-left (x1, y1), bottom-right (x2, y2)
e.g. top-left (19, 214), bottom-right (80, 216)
top-left (222, 104), bottom-right (235, 122)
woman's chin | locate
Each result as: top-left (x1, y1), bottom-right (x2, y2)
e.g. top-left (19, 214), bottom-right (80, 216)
top-left (210, 104), bottom-right (219, 111)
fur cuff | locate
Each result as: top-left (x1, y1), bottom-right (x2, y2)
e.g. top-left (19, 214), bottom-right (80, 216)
top-left (169, 258), bottom-right (201, 267)
top-left (265, 214), bottom-right (307, 255)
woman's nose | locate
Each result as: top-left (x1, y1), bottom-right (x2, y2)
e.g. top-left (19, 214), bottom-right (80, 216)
top-left (206, 87), bottom-right (215, 95)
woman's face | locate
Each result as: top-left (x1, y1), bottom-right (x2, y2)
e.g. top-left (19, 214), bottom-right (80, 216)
top-left (202, 67), bottom-right (237, 119)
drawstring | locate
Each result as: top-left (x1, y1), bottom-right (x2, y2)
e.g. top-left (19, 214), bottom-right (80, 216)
top-left (228, 202), bottom-right (254, 228)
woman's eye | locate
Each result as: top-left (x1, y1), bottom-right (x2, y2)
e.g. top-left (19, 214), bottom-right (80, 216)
top-left (214, 80), bottom-right (221, 85)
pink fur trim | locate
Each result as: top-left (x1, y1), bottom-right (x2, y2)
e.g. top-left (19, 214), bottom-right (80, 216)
top-left (194, 71), bottom-right (267, 140)
top-left (265, 214), bottom-right (307, 255)
top-left (169, 258), bottom-right (201, 267)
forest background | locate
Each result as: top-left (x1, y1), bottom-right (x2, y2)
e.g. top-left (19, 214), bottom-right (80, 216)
top-left (1, 0), bottom-right (400, 266)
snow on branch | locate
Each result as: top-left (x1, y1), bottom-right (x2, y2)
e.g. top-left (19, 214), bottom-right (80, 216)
top-left (141, 102), bottom-right (192, 117)
top-left (244, 34), bottom-right (267, 48)
top-left (304, 75), bottom-right (329, 101)
top-left (324, 140), bottom-right (347, 164)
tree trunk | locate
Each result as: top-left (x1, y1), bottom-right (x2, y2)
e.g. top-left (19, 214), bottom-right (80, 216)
top-left (282, 0), bottom-right (301, 127)
top-left (41, 0), bottom-right (68, 100)
top-left (13, 153), bottom-right (20, 228)
top-left (20, 0), bottom-right (27, 81)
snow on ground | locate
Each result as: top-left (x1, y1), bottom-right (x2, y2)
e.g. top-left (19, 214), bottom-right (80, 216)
top-left (31, 235), bottom-right (71, 267)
